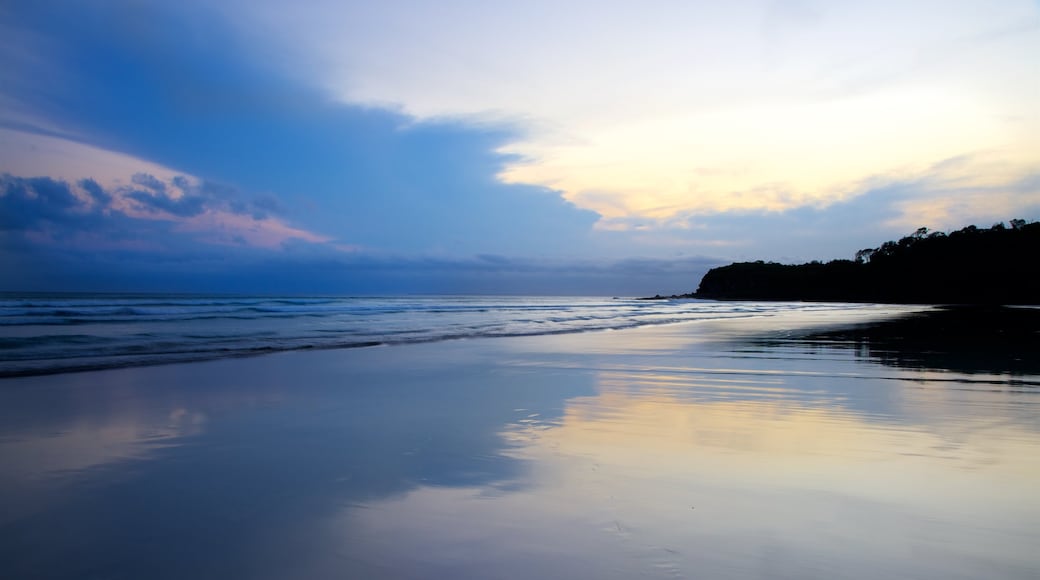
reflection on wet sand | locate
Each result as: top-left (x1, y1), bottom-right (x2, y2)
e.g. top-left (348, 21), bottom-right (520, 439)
top-left (0, 307), bottom-right (1038, 579)
top-left (333, 356), bottom-right (1039, 579)
top-left (768, 305), bottom-right (1040, 377)
top-left (0, 346), bottom-right (595, 579)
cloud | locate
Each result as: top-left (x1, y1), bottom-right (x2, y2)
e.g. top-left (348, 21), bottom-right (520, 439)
top-left (220, 0), bottom-right (1040, 225)
top-left (126, 190), bottom-right (204, 218)
top-left (0, 127), bottom-right (190, 186)
top-left (0, 171), bottom-right (716, 295)
top-left (0, 173), bottom-right (330, 250)
top-left (130, 172), bottom-right (167, 193)
top-left (0, 172), bottom-right (716, 295)
top-left (0, 235), bottom-right (723, 296)
top-left (0, 1), bottom-right (602, 259)
top-left (593, 155), bottom-right (1040, 264)
top-left (2, 1), bottom-right (1038, 295)
top-left (79, 178), bottom-right (111, 204)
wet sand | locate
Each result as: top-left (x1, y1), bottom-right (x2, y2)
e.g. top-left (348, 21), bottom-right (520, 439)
top-left (1, 306), bottom-right (1038, 579)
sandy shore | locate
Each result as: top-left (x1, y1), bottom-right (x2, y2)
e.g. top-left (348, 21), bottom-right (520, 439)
top-left (1, 306), bottom-right (1038, 579)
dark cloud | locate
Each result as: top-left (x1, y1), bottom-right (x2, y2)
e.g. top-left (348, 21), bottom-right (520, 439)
top-left (130, 172), bottom-right (166, 192)
top-left (0, 174), bottom-right (94, 231)
top-left (247, 194), bottom-right (284, 220)
top-left (171, 175), bottom-right (192, 190)
top-left (0, 173), bottom-right (308, 247)
top-left (78, 178), bottom-right (111, 204)
top-left (126, 189), bottom-right (206, 217)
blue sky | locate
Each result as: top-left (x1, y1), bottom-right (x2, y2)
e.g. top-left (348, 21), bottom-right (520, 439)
top-left (2, 0), bottom-right (1038, 294)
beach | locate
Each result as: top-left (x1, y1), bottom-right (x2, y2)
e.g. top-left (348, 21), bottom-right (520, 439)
top-left (1, 303), bottom-right (1038, 579)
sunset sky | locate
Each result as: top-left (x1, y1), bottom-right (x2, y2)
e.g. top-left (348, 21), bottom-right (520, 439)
top-left (2, 0), bottom-right (1038, 294)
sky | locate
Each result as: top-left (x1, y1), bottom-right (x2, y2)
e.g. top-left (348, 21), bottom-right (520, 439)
top-left (1, 0), bottom-right (1038, 295)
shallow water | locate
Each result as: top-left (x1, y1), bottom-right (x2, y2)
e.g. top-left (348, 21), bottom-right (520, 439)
top-left (0, 305), bottom-right (1037, 579)
top-left (0, 293), bottom-right (897, 377)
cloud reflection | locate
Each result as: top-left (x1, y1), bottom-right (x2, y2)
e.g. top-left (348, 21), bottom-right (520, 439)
top-left (1, 312), bottom-right (1038, 578)
top-left (333, 357), bottom-right (1040, 578)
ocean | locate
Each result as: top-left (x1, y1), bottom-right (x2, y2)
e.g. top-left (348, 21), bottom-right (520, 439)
top-left (2, 296), bottom-right (1037, 579)
top-left (0, 293), bottom-right (896, 377)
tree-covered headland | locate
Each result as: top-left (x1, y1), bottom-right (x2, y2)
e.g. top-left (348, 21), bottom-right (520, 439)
top-left (693, 220), bottom-right (1040, 304)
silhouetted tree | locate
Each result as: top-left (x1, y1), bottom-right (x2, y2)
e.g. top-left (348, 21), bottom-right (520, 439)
top-left (694, 219), bottom-right (1040, 304)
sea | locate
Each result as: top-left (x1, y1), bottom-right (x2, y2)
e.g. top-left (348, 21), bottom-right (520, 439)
top-left (1, 293), bottom-right (1038, 578)
top-left (0, 293), bottom-right (894, 377)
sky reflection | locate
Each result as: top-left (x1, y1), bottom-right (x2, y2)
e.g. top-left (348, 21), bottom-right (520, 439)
top-left (1, 311), bottom-right (1038, 579)
top-left (325, 329), bottom-right (1040, 579)
top-left (0, 346), bottom-right (595, 579)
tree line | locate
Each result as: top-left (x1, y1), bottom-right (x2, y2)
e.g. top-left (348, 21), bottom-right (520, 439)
top-left (693, 219), bottom-right (1040, 304)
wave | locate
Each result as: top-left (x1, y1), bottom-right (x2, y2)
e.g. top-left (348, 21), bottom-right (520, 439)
top-left (0, 295), bottom-right (885, 378)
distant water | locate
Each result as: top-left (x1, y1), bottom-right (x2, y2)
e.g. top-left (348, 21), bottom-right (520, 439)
top-left (0, 294), bottom-right (890, 377)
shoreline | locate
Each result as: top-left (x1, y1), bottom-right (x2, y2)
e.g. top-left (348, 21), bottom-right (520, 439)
top-left (0, 302), bottom-right (927, 381)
